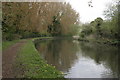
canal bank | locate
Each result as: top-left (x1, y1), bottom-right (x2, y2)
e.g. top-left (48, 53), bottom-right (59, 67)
top-left (2, 37), bottom-right (64, 78)
top-left (77, 38), bottom-right (120, 46)
top-left (15, 38), bottom-right (65, 78)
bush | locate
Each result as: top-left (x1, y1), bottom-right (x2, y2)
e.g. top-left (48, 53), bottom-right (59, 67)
top-left (3, 33), bottom-right (21, 41)
top-left (79, 32), bottom-right (85, 38)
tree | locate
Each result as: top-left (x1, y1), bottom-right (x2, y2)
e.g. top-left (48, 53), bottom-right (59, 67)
top-left (47, 15), bottom-right (62, 36)
top-left (2, 2), bottom-right (80, 40)
top-left (103, 0), bottom-right (119, 39)
top-left (94, 17), bottom-right (103, 37)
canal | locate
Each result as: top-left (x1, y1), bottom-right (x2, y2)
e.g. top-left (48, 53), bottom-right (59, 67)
top-left (35, 39), bottom-right (118, 78)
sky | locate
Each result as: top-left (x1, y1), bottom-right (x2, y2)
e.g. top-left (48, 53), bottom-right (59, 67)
top-left (66, 0), bottom-right (113, 23)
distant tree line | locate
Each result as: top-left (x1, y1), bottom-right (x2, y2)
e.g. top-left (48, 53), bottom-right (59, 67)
top-left (79, 1), bottom-right (119, 41)
top-left (2, 2), bottom-right (80, 40)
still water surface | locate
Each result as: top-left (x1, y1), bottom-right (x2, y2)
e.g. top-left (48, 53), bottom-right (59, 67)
top-left (35, 39), bottom-right (118, 78)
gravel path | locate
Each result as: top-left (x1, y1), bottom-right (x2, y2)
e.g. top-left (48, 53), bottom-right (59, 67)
top-left (2, 40), bottom-right (27, 78)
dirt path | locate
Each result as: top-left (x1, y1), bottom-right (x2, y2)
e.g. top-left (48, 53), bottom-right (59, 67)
top-left (2, 40), bottom-right (27, 78)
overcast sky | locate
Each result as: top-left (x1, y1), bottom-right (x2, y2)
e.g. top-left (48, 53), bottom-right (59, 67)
top-left (66, 0), bottom-right (113, 23)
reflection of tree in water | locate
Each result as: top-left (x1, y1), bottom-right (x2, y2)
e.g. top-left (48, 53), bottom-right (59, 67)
top-left (46, 40), bottom-right (62, 67)
top-left (46, 40), bottom-right (79, 72)
top-left (79, 42), bottom-right (118, 77)
top-left (35, 40), bottom-right (51, 58)
top-left (36, 39), bottom-right (79, 72)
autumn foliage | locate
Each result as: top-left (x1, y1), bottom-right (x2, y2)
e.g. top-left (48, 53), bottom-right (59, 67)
top-left (2, 2), bottom-right (79, 40)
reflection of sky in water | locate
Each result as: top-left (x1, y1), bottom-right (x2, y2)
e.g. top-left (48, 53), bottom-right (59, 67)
top-left (65, 56), bottom-right (112, 78)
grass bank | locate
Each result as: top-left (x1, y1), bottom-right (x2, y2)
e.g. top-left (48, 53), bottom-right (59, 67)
top-left (2, 40), bottom-right (19, 51)
top-left (15, 39), bottom-right (64, 78)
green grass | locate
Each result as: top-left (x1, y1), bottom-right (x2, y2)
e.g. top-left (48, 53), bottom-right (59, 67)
top-left (2, 40), bottom-right (19, 51)
top-left (16, 39), bottom-right (64, 78)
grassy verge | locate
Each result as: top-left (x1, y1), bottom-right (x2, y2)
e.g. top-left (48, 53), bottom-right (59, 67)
top-left (2, 40), bottom-right (19, 51)
top-left (15, 39), bottom-right (64, 78)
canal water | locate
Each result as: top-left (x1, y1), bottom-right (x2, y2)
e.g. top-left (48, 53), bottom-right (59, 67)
top-left (35, 39), bottom-right (119, 78)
